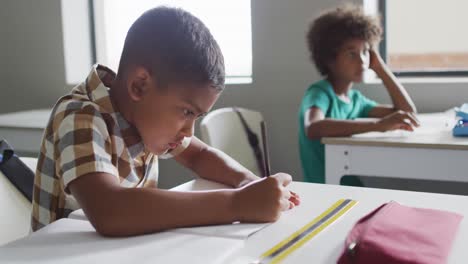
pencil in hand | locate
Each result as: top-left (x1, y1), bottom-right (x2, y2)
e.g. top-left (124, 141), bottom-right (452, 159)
top-left (260, 121), bottom-right (271, 177)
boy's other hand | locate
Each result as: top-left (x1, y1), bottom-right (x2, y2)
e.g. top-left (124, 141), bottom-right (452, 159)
top-left (231, 173), bottom-right (299, 222)
top-left (376, 110), bottom-right (420, 132)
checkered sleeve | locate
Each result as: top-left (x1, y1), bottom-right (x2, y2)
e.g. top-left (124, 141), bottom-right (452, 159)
top-left (56, 105), bottom-right (119, 193)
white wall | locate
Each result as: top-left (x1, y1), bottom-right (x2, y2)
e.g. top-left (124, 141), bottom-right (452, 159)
top-left (1, 0), bottom-right (70, 114)
top-left (2, 0), bottom-right (468, 189)
top-left (387, 0), bottom-right (468, 53)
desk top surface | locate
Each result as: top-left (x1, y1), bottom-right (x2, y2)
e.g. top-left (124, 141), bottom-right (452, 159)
top-left (177, 179), bottom-right (468, 263)
top-left (323, 112), bottom-right (468, 150)
top-left (2, 179), bottom-right (468, 264)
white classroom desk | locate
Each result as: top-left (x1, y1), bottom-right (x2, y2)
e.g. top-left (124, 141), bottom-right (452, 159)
top-left (1, 178), bottom-right (468, 263)
top-left (323, 112), bottom-right (468, 185)
top-left (0, 109), bottom-right (50, 155)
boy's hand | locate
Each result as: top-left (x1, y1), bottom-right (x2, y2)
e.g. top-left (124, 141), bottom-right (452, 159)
top-left (231, 173), bottom-right (300, 222)
top-left (376, 110), bottom-right (420, 132)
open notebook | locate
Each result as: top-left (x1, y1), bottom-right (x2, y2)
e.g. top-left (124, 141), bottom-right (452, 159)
top-left (353, 112), bottom-right (455, 138)
top-left (170, 221), bottom-right (270, 240)
top-left (68, 177), bottom-right (272, 240)
top-left (69, 208), bottom-right (269, 240)
top-left (169, 179), bottom-right (272, 239)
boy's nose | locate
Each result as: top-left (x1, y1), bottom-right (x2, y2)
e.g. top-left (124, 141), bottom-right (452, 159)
top-left (180, 121), bottom-right (195, 138)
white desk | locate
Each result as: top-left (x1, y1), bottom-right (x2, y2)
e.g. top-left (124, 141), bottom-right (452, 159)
top-left (0, 109), bottom-right (50, 155)
top-left (1, 178), bottom-right (468, 263)
top-left (323, 112), bottom-right (468, 185)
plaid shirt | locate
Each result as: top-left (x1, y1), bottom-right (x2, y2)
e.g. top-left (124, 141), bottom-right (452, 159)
top-left (31, 65), bottom-right (191, 231)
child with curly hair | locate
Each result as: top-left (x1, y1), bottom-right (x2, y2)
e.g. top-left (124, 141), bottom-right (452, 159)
top-left (299, 5), bottom-right (419, 184)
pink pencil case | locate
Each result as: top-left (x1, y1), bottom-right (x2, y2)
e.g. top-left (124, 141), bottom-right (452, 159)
top-left (337, 201), bottom-right (463, 264)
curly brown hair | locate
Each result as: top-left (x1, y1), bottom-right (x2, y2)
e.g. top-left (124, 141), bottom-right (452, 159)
top-left (306, 4), bottom-right (382, 76)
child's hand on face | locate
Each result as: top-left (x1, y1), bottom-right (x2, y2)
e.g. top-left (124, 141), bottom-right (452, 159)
top-left (376, 110), bottom-right (420, 132)
top-left (369, 47), bottom-right (385, 72)
top-left (232, 173), bottom-right (300, 223)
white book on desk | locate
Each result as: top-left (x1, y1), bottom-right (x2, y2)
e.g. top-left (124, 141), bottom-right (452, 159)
top-left (170, 179), bottom-right (271, 240)
top-left (67, 214), bottom-right (269, 241)
top-left (69, 178), bottom-right (270, 240)
top-left (170, 221), bottom-right (270, 240)
top-left (69, 208), bottom-right (270, 240)
top-left (353, 112), bottom-right (455, 139)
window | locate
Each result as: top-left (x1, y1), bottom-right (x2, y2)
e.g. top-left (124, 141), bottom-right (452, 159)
top-left (61, 0), bottom-right (94, 84)
top-left (368, 0), bottom-right (468, 77)
top-left (92, 0), bottom-right (252, 84)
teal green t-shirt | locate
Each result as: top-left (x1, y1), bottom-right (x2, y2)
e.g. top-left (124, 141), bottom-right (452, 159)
top-left (298, 79), bottom-right (378, 183)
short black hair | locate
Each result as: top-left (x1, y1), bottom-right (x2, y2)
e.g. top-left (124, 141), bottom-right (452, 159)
top-left (307, 4), bottom-right (382, 76)
top-left (118, 6), bottom-right (225, 90)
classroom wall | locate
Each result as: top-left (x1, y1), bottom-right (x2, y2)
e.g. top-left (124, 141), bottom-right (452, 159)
top-left (1, 0), bottom-right (468, 188)
top-left (1, 0), bottom-right (69, 113)
top-left (387, 0), bottom-right (468, 53)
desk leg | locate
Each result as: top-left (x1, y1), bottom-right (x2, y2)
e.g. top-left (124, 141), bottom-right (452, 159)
top-left (325, 145), bottom-right (350, 185)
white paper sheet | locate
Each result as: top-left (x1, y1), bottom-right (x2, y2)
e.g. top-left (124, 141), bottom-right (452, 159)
top-left (171, 221), bottom-right (270, 240)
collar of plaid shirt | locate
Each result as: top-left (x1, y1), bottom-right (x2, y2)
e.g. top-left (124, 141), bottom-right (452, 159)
top-left (85, 64), bottom-right (146, 159)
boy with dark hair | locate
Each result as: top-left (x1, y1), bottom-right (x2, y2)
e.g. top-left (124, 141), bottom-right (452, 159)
top-left (32, 7), bottom-right (299, 236)
top-left (299, 5), bottom-right (419, 184)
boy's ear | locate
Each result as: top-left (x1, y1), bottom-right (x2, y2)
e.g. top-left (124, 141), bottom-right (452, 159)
top-left (127, 66), bottom-right (152, 101)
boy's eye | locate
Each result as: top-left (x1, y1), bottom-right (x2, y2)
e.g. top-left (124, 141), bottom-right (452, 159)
top-left (349, 51), bottom-right (357, 57)
top-left (183, 109), bottom-right (195, 117)
top-left (195, 112), bottom-right (207, 121)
